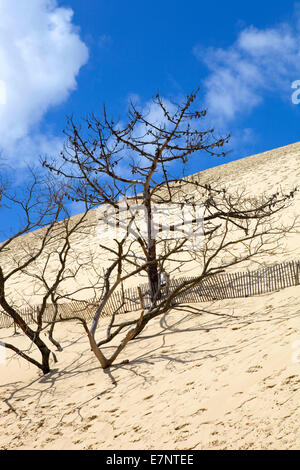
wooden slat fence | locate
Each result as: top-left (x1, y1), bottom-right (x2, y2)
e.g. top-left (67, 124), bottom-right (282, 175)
top-left (0, 259), bottom-right (299, 329)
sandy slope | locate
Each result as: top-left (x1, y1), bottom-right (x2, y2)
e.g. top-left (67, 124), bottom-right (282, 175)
top-left (1, 141), bottom-right (300, 450)
top-left (1, 285), bottom-right (300, 450)
top-left (2, 140), bottom-right (300, 307)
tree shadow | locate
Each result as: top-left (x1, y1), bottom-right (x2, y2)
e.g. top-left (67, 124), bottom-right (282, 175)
top-left (2, 301), bottom-right (299, 424)
top-left (110, 304), bottom-right (300, 376)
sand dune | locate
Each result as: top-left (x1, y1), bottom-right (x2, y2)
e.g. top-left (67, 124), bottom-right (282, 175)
top-left (0, 286), bottom-right (299, 450)
top-left (1, 141), bottom-right (300, 450)
top-left (2, 140), bottom-right (300, 307)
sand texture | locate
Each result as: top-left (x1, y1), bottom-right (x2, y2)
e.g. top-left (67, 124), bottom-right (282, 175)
top-left (1, 141), bottom-right (300, 449)
top-left (1, 287), bottom-right (300, 450)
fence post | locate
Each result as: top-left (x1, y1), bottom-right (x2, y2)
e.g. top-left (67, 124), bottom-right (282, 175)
top-left (137, 286), bottom-right (144, 309)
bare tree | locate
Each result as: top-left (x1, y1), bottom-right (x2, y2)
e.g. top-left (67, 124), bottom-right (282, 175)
top-left (41, 89), bottom-right (298, 369)
top-left (0, 171), bottom-right (90, 374)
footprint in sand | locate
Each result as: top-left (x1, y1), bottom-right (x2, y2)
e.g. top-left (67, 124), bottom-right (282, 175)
top-left (246, 365), bottom-right (263, 373)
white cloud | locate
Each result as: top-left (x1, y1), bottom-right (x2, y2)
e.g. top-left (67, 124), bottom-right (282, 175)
top-left (0, 0), bottom-right (88, 165)
top-left (113, 97), bottom-right (178, 178)
top-left (134, 98), bottom-right (177, 140)
top-left (194, 15), bottom-right (300, 130)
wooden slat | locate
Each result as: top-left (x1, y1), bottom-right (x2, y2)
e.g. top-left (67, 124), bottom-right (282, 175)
top-left (1, 259), bottom-right (300, 328)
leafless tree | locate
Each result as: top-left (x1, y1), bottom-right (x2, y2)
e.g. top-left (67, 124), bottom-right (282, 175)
top-left (0, 171), bottom-right (90, 374)
top-left (40, 89), bottom-right (298, 369)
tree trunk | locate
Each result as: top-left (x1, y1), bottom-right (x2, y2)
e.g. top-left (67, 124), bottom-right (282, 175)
top-left (40, 346), bottom-right (51, 374)
top-left (48, 301), bottom-right (63, 352)
top-left (145, 190), bottom-right (160, 303)
top-left (148, 239), bottom-right (160, 303)
top-left (0, 284), bottom-right (52, 374)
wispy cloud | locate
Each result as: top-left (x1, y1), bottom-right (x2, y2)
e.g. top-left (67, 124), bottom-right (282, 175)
top-left (0, 0), bottom-right (89, 166)
top-left (98, 34), bottom-right (113, 49)
top-left (112, 96), bottom-right (178, 179)
top-left (194, 11), bottom-right (300, 131)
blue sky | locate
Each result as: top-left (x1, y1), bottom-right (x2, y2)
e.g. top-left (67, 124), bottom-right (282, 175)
top-left (1, 0), bottom-right (300, 238)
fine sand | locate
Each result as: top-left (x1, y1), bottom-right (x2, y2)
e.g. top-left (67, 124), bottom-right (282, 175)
top-left (0, 286), bottom-right (300, 450)
top-left (1, 141), bottom-right (300, 450)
